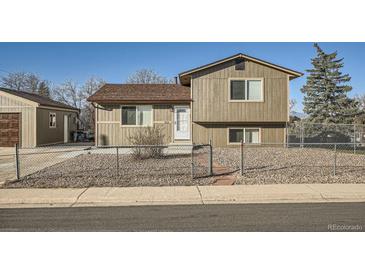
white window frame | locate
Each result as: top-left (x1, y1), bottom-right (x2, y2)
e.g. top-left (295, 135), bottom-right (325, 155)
top-left (49, 112), bottom-right (56, 128)
top-left (227, 127), bottom-right (261, 145)
top-left (120, 105), bottom-right (153, 127)
top-left (228, 78), bottom-right (264, 102)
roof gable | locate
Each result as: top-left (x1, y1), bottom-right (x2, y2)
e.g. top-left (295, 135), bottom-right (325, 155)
top-left (179, 53), bottom-right (303, 85)
top-left (0, 87), bottom-right (79, 111)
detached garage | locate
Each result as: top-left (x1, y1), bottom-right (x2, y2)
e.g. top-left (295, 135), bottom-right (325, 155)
top-left (0, 87), bottom-right (79, 148)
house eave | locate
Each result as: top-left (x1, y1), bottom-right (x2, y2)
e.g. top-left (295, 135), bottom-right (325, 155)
top-left (89, 99), bottom-right (192, 105)
top-left (193, 121), bottom-right (288, 125)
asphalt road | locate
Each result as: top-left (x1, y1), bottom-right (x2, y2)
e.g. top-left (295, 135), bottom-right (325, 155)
top-left (1, 202), bottom-right (365, 231)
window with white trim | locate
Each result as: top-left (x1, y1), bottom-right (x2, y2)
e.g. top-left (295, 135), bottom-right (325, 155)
top-left (228, 128), bottom-right (260, 144)
top-left (49, 113), bottom-right (56, 128)
top-left (121, 105), bottom-right (152, 126)
top-left (230, 79), bottom-right (263, 101)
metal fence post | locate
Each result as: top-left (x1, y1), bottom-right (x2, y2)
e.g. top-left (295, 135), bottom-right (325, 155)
top-left (285, 122), bottom-right (290, 148)
top-left (240, 139), bottom-right (244, 176)
top-left (333, 144), bottom-right (337, 176)
top-left (191, 143), bottom-right (195, 180)
top-left (15, 143), bottom-right (20, 180)
top-left (116, 147), bottom-right (119, 177)
top-left (300, 122), bottom-right (304, 149)
top-left (208, 139), bottom-right (213, 176)
top-left (285, 122), bottom-right (288, 148)
top-left (354, 124), bottom-right (356, 154)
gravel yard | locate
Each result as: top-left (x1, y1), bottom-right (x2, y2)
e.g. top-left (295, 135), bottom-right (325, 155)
top-left (3, 145), bottom-right (365, 188)
top-left (214, 147), bottom-right (365, 184)
top-left (2, 153), bottom-right (213, 188)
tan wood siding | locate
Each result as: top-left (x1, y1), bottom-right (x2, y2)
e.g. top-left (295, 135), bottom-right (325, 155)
top-left (192, 123), bottom-right (285, 147)
top-left (191, 59), bottom-right (289, 123)
top-left (0, 92), bottom-right (36, 148)
top-left (36, 108), bottom-right (77, 146)
top-left (96, 104), bottom-right (173, 145)
top-left (154, 105), bottom-right (173, 143)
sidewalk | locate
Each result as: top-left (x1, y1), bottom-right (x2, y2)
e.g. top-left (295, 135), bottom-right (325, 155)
top-left (1, 184), bottom-right (365, 208)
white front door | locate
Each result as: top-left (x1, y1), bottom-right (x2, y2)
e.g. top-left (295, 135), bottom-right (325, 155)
top-left (64, 115), bottom-right (69, 143)
top-left (174, 106), bottom-right (190, 140)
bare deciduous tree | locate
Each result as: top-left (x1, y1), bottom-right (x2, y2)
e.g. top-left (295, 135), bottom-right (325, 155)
top-left (354, 94), bottom-right (365, 124)
top-left (52, 77), bottom-right (105, 130)
top-left (1, 72), bottom-right (29, 91)
top-left (289, 99), bottom-right (297, 113)
top-left (27, 74), bottom-right (41, 93)
top-left (126, 69), bottom-right (173, 84)
top-left (355, 94), bottom-right (365, 109)
top-left (53, 80), bottom-right (81, 109)
top-left (0, 72), bottom-right (50, 96)
top-left (38, 81), bottom-right (51, 98)
top-left (80, 77), bottom-right (105, 130)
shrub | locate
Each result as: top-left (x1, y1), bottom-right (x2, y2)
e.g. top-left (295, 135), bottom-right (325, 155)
top-left (128, 126), bottom-right (165, 159)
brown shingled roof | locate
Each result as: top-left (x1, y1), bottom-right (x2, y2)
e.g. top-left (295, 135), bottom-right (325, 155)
top-left (0, 87), bottom-right (79, 111)
top-left (87, 84), bottom-right (191, 103)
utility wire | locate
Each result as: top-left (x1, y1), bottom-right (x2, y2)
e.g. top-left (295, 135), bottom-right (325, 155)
top-left (0, 68), bottom-right (11, 74)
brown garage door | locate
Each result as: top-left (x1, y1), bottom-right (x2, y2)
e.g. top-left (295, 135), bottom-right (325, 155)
top-left (0, 113), bottom-right (20, 147)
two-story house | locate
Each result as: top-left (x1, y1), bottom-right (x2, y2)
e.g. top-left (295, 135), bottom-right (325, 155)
top-left (87, 53), bottom-right (303, 147)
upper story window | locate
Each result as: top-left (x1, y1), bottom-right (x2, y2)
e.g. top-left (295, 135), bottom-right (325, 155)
top-left (49, 112), bottom-right (56, 128)
top-left (121, 105), bottom-right (152, 126)
top-left (229, 79), bottom-right (263, 101)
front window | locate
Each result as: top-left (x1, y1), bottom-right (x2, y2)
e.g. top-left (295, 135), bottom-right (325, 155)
top-left (245, 128), bottom-right (260, 143)
top-left (49, 113), bottom-right (56, 128)
top-left (228, 128), bottom-right (260, 144)
top-left (121, 105), bottom-right (152, 126)
top-left (229, 128), bottom-right (244, 143)
top-left (230, 79), bottom-right (263, 101)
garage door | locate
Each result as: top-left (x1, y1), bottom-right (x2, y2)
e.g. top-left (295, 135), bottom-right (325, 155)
top-left (0, 113), bottom-right (20, 147)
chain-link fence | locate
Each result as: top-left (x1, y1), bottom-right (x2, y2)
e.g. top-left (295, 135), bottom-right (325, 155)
top-left (191, 144), bottom-right (212, 179)
top-left (287, 122), bottom-right (365, 144)
top-left (1, 144), bottom-right (215, 188)
top-left (2, 138), bottom-right (365, 188)
top-left (0, 148), bottom-right (16, 182)
top-left (213, 142), bottom-right (365, 184)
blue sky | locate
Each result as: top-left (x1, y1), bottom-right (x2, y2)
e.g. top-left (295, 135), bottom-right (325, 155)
top-left (0, 42), bottom-right (364, 112)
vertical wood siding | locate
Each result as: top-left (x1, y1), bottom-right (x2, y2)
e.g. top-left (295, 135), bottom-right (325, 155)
top-left (192, 123), bottom-right (285, 147)
top-left (191, 59), bottom-right (289, 122)
top-left (36, 108), bottom-right (78, 146)
top-left (0, 93), bottom-right (36, 148)
top-left (96, 104), bottom-right (173, 145)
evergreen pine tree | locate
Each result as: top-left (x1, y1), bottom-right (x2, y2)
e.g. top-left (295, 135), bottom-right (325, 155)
top-left (301, 43), bottom-right (358, 124)
top-left (38, 81), bottom-right (50, 98)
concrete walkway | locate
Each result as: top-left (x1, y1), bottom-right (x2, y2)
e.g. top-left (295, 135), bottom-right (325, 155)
top-left (1, 184), bottom-right (365, 208)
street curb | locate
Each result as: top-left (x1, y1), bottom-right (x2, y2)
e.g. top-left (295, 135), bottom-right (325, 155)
top-left (1, 198), bottom-right (365, 209)
top-left (1, 184), bottom-right (365, 209)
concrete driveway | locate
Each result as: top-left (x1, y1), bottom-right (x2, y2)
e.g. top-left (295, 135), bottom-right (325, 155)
top-left (0, 148), bottom-right (16, 183)
top-left (0, 145), bottom-right (92, 183)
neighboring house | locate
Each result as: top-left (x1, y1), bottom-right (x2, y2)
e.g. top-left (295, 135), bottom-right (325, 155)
top-left (88, 53), bottom-right (303, 147)
top-left (0, 87), bottom-right (79, 148)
